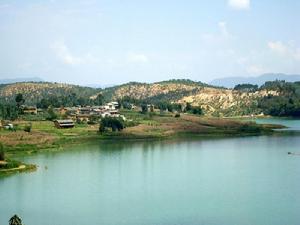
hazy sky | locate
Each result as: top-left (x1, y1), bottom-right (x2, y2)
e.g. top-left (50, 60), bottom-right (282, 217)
top-left (0, 0), bottom-right (299, 85)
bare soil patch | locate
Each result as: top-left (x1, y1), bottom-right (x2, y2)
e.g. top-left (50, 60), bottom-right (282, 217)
top-left (0, 131), bottom-right (57, 146)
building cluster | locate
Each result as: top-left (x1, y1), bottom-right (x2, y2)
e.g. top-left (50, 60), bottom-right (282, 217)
top-left (58, 102), bottom-right (126, 122)
top-left (21, 101), bottom-right (126, 123)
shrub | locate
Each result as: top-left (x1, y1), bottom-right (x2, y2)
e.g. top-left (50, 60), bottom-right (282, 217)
top-left (141, 104), bottom-right (148, 114)
top-left (87, 120), bottom-right (97, 125)
top-left (9, 214), bottom-right (23, 225)
top-left (46, 107), bottom-right (58, 121)
top-left (76, 118), bottom-right (84, 124)
top-left (0, 159), bottom-right (20, 169)
top-left (24, 123), bottom-right (32, 133)
top-left (192, 107), bottom-right (203, 115)
top-left (87, 115), bottom-right (99, 125)
top-left (174, 113), bottom-right (180, 118)
top-left (185, 102), bottom-right (192, 111)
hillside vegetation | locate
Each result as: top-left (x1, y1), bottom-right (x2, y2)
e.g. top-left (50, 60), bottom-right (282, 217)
top-left (1, 79), bottom-right (300, 117)
top-left (0, 82), bottom-right (99, 105)
top-left (101, 79), bottom-right (281, 116)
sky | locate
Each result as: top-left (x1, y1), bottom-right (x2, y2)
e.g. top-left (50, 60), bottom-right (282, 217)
top-left (0, 0), bottom-right (300, 85)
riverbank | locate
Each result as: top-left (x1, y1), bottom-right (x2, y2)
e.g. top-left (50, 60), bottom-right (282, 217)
top-left (0, 159), bottom-right (36, 177)
top-left (0, 112), bottom-right (286, 176)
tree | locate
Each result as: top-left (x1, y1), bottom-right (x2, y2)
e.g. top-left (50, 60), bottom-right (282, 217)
top-left (186, 102), bottom-right (192, 112)
top-left (234, 84), bottom-right (258, 92)
top-left (37, 98), bottom-right (50, 109)
top-left (185, 103), bottom-right (203, 115)
top-left (99, 122), bottom-right (106, 133)
top-left (172, 103), bottom-right (183, 112)
top-left (99, 117), bottom-right (124, 133)
top-left (0, 143), bottom-right (5, 161)
top-left (192, 106), bottom-right (203, 115)
top-left (122, 102), bottom-right (132, 110)
top-left (24, 123), bottom-right (32, 133)
top-left (94, 94), bottom-right (104, 106)
top-left (141, 104), bottom-right (148, 114)
top-left (0, 104), bottom-right (19, 120)
top-left (87, 115), bottom-right (99, 125)
top-left (15, 94), bottom-right (25, 108)
top-left (167, 104), bottom-right (174, 112)
top-left (9, 215), bottom-right (23, 225)
top-left (46, 107), bottom-right (58, 121)
top-left (157, 102), bottom-right (167, 114)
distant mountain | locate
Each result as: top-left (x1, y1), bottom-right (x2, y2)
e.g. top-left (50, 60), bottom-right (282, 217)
top-left (210, 73), bottom-right (300, 88)
top-left (0, 77), bottom-right (44, 84)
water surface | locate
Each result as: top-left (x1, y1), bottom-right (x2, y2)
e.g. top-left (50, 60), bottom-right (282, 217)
top-left (1, 120), bottom-right (300, 225)
top-left (253, 117), bottom-right (300, 131)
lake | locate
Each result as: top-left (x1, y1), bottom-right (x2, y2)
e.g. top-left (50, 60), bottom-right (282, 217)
top-left (1, 119), bottom-right (300, 225)
top-left (251, 117), bottom-right (300, 131)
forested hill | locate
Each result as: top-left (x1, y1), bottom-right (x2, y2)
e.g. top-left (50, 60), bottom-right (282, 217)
top-left (0, 79), bottom-right (215, 105)
top-left (101, 79), bottom-right (217, 103)
top-left (1, 79), bottom-right (300, 117)
top-left (0, 82), bottom-right (100, 105)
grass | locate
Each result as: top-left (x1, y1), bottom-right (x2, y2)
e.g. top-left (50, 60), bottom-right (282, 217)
top-left (0, 158), bottom-right (37, 176)
top-left (0, 110), bottom-right (284, 176)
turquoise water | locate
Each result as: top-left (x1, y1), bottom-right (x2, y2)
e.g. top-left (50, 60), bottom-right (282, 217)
top-left (253, 117), bottom-right (300, 131)
top-left (1, 120), bottom-right (300, 225)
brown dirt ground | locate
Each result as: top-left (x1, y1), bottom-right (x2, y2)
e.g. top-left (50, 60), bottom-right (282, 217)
top-left (123, 114), bottom-right (236, 136)
top-left (0, 131), bottom-right (57, 146)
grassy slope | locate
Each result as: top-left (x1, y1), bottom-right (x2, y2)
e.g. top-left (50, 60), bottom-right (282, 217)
top-left (0, 82), bottom-right (100, 104)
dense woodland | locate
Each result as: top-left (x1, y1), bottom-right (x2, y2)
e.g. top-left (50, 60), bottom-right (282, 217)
top-left (257, 81), bottom-right (300, 117)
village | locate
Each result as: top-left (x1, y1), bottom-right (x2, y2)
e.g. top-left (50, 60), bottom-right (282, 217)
top-left (1, 101), bottom-right (131, 130)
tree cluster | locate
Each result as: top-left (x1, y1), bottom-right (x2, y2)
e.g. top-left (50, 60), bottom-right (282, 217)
top-left (37, 93), bottom-right (105, 109)
top-left (99, 117), bottom-right (124, 133)
top-left (258, 81), bottom-right (300, 117)
top-left (185, 103), bottom-right (203, 115)
top-left (258, 95), bottom-right (300, 117)
top-left (234, 84), bottom-right (258, 92)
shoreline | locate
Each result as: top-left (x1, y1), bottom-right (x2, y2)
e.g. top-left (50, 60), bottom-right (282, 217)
top-left (0, 114), bottom-right (290, 177)
top-left (0, 163), bottom-right (37, 177)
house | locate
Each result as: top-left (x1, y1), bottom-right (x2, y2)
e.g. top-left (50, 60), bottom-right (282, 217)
top-left (79, 107), bottom-right (92, 115)
top-left (105, 103), bottom-right (115, 110)
top-left (0, 120), bottom-right (10, 130)
top-left (101, 111), bottom-right (111, 118)
top-left (109, 110), bottom-right (120, 117)
top-left (59, 107), bottom-right (68, 115)
top-left (111, 101), bottom-right (119, 108)
top-left (76, 114), bottom-right (91, 122)
top-left (54, 120), bottom-right (75, 129)
top-left (22, 106), bottom-right (38, 115)
top-left (66, 107), bottom-right (80, 115)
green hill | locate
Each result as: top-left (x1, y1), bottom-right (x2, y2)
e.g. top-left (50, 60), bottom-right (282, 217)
top-left (1, 79), bottom-right (299, 117)
top-left (0, 82), bottom-right (100, 105)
